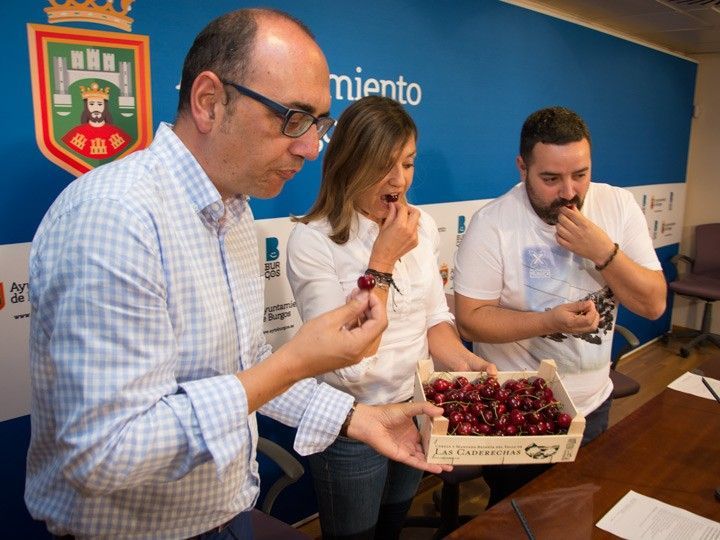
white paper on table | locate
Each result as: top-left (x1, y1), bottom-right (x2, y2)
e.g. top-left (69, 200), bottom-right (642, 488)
top-left (596, 490), bottom-right (720, 539)
top-left (667, 372), bottom-right (720, 401)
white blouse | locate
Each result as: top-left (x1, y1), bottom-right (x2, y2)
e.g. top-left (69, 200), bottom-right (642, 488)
top-left (286, 208), bottom-right (454, 405)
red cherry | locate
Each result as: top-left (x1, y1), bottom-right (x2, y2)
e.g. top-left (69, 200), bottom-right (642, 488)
top-left (556, 413), bottom-right (572, 429)
top-left (445, 389), bottom-right (462, 402)
top-left (509, 409), bottom-right (525, 426)
top-left (448, 411), bottom-right (464, 427)
top-left (479, 385), bottom-right (495, 399)
top-left (454, 376), bottom-right (469, 388)
top-left (520, 397), bottom-right (536, 411)
top-left (480, 410), bottom-right (494, 424)
top-left (507, 395), bottom-right (522, 410)
top-left (357, 274), bottom-right (376, 290)
top-left (468, 402), bottom-right (485, 415)
top-left (432, 378), bottom-right (452, 393)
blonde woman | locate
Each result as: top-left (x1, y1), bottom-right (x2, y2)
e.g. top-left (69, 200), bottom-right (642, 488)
top-left (287, 95), bottom-right (496, 539)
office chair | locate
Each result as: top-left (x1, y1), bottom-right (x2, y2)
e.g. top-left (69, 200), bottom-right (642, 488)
top-left (252, 437), bottom-right (310, 539)
top-left (610, 324), bottom-right (641, 399)
top-left (663, 223), bottom-right (720, 358)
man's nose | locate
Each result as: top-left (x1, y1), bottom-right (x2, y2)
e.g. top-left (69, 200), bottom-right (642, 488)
top-left (558, 178), bottom-right (575, 200)
top-left (289, 126), bottom-right (320, 161)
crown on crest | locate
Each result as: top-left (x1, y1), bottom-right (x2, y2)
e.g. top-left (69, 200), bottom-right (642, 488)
top-left (80, 82), bottom-right (111, 100)
top-left (45, 0), bottom-right (135, 32)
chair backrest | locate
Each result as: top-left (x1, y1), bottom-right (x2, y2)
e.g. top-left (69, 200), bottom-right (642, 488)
top-left (693, 223), bottom-right (720, 276)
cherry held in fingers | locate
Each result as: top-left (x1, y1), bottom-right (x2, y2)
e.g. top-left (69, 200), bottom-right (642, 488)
top-left (357, 274), bottom-right (376, 290)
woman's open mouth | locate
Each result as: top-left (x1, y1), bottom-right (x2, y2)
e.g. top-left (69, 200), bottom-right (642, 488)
top-left (382, 193), bottom-right (399, 203)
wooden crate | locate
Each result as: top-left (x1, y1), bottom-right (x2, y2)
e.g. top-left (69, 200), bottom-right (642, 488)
top-left (414, 359), bottom-right (586, 465)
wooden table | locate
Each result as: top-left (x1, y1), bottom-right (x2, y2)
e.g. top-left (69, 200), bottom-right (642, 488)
top-left (447, 360), bottom-right (720, 539)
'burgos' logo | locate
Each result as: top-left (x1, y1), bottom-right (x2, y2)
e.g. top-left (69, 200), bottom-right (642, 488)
top-left (264, 237), bottom-right (281, 279)
top-left (265, 237), bottom-right (279, 262)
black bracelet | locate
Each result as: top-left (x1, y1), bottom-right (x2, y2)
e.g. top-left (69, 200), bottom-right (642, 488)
top-left (595, 242), bottom-right (619, 271)
top-left (365, 268), bottom-right (401, 293)
top-left (339, 402), bottom-right (356, 437)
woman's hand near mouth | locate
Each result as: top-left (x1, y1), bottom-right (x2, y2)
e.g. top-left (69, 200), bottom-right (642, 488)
top-left (368, 202), bottom-right (420, 273)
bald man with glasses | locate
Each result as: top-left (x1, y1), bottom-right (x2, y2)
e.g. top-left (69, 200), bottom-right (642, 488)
top-left (25, 8), bottom-right (448, 539)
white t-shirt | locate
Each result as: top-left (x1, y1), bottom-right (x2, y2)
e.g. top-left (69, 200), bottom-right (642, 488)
top-left (287, 209), bottom-right (453, 405)
top-left (453, 182), bottom-right (661, 415)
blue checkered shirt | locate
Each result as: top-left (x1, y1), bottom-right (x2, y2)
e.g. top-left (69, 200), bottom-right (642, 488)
top-left (25, 123), bottom-right (352, 539)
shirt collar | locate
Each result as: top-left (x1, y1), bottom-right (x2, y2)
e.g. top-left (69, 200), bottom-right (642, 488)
top-left (354, 211), bottom-right (381, 236)
top-left (151, 122), bottom-right (248, 223)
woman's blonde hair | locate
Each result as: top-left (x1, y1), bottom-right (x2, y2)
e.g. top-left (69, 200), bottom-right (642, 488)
top-left (294, 95), bottom-right (417, 244)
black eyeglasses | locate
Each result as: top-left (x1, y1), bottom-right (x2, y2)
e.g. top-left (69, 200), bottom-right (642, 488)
top-left (221, 80), bottom-right (335, 139)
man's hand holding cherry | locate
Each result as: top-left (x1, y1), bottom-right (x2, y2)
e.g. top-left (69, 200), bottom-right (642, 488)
top-left (545, 299), bottom-right (600, 335)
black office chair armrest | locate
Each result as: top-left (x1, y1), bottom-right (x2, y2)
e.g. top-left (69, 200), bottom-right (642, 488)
top-left (670, 254), bottom-right (694, 272)
top-left (612, 324), bottom-right (640, 370)
top-left (610, 324), bottom-right (641, 399)
top-left (257, 437), bottom-right (305, 514)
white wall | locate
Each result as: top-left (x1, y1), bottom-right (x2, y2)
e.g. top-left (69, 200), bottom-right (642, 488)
top-left (672, 53), bottom-right (720, 333)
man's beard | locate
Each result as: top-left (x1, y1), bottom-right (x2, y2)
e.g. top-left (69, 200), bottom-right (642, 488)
top-left (88, 111), bottom-right (105, 127)
top-left (525, 180), bottom-right (583, 225)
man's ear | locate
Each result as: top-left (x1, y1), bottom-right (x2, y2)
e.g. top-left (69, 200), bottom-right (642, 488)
top-left (516, 155), bottom-right (527, 181)
top-left (189, 71), bottom-right (224, 133)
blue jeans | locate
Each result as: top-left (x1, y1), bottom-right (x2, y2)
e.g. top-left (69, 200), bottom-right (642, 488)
top-left (484, 397), bottom-right (612, 507)
top-left (308, 435), bottom-right (423, 540)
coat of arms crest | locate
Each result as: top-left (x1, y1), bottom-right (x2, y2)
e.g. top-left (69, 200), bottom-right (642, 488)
top-left (28, 1), bottom-right (152, 176)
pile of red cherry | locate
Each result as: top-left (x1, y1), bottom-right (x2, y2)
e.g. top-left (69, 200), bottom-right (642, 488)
top-left (423, 374), bottom-right (572, 436)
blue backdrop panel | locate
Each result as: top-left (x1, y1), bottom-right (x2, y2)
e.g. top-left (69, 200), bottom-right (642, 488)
top-left (1, 0), bottom-right (696, 533)
top-left (615, 243), bottom-right (681, 348)
top-left (2, 1), bottom-right (695, 245)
